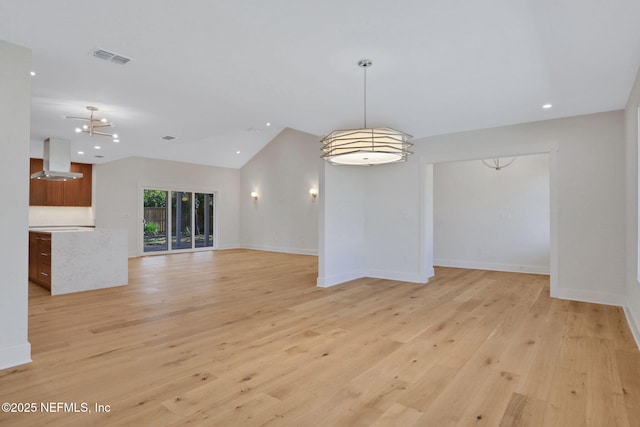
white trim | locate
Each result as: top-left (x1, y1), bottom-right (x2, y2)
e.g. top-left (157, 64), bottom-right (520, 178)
top-left (624, 306), bottom-right (640, 351)
top-left (550, 287), bottom-right (624, 307)
top-left (420, 161), bottom-right (435, 285)
top-left (549, 144), bottom-right (559, 295)
top-left (0, 342), bottom-right (31, 370)
top-left (636, 105), bottom-right (640, 284)
top-left (241, 244), bottom-right (317, 256)
top-left (434, 258), bottom-right (550, 275)
top-left (317, 270), bottom-right (364, 288)
top-left (365, 268), bottom-right (430, 284)
top-left (216, 244), bottom-right (242, 250)
top-left (425, 267), bottom-right (435, 280)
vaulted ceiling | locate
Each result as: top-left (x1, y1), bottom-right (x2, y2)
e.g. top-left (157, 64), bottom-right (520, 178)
top-left (2, 0), bottom-right (640, 168)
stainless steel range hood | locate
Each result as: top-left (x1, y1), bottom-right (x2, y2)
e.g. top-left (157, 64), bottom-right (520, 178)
top-left (30, 138), bottom-right (83, 181)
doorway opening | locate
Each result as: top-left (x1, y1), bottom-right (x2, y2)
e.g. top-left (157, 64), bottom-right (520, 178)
top-left (432, 153), bottom-right (550, 275)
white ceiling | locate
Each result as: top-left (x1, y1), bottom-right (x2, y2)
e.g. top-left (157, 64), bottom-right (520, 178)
top-left (2, 0), bottom-right (640, 169)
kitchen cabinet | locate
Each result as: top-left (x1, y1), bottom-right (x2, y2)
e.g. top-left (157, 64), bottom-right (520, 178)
top-left (29, 158), bottom-right (92, 206)
top-left (63, 162), bottom-right (93, 206)
top-left (27, 228), bottom-right (128, 295)
top-left (28, 231), bottom-right (52, 290)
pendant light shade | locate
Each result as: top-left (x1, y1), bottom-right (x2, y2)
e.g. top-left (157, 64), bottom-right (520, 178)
top-left (321, 60), bottom-right (413, 166)
top-left (321, 127), bottom-right (412, 165)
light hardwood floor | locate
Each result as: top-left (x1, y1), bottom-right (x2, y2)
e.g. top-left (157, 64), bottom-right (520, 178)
top-left (1, 249), bottom-right (639, 426)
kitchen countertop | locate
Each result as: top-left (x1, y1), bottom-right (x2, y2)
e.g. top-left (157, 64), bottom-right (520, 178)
top-left (29, 227), bottom-right (128, 295)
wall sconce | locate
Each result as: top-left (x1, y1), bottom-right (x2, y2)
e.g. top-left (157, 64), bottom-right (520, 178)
top-left (250, 191), bottom-right (258, 201)
top-left (309, 188), bottom-right (318, 202)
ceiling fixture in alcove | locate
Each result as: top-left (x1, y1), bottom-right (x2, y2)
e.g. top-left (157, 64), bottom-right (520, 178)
top-left (321, 59), bottom-right (413, 166)
top-left (481, 157), bottom-right (516, 171)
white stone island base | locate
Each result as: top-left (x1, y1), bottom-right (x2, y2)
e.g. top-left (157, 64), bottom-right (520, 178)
top-left (50, 229), bottom-right (128, 295)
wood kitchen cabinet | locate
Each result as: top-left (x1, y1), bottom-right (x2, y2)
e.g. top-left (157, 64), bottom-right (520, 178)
top-left (63, 162), bottom-right (93, 206)
top-left (29, 158), bottom-right (92, 206)
top-left (28, 232), bottom-right (52, 290)
top-left (28, 232), bottom-right (38, 280)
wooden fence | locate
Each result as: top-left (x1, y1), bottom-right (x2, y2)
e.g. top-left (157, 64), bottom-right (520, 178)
top-left (144, 207), bottom-right (166, 234)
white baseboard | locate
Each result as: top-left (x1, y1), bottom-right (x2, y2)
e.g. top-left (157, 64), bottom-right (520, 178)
top-left (0, 342), bottom-right (31, 371)
top-left (425, 267), bottom-right (436, 281)
top-left (365, 269), bottom-right (428, 284)
top-left (241, 244), bottom-right (318, 256)
top-left (624, 306), bottom-right (640, 351)
top-left (434, 258), bottom-right (550, 275)
top-left (550, 287), bottom-right (625, 307)
top-left (317, 270), bottom-right (364, 288)
top-left (216, 244), bottom-right (241, 250)
top-left (318, 267), bottom-right (435, 288)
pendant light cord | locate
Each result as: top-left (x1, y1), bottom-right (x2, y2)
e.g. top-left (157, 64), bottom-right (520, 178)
top-left (363, 64), bottom-right (367, 128)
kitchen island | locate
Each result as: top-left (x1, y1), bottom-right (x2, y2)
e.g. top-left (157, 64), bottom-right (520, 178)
top-left (29, 227), bottom-right (128, 295)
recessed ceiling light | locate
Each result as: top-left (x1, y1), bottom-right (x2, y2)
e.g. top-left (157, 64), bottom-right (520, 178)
top-left (75, 128), bottom-right (82, 133)
top-left (236, 150), bottom-right (241, 154)
top-left (30, 71), bottom-right (35, 76)
top-left (94, 146), bottom-right (101, 150)
top-left (113, 139), bottom-right (120, 143)
top-left (78, 151), bottom-right (84, 155)
top-left (100, 118), bottom-right (108, 123)
top-left (83, 125), bottom-right (88, 130)
top-left (113, 134), bottom-right (118, 138)
top-left (266, 122), bottom-right (271, 127)
top-left (542, 103), bottom-right (553, 109)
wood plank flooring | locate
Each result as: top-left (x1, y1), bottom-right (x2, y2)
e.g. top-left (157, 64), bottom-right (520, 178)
top-left (1, 249), bottom-right (639, 426)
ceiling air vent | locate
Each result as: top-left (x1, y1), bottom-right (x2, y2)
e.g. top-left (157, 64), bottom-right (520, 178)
top-left (93, 49), bottom-right (115, 60)
top-left (161, 135), bottom-right (176, 141)
top-left (92, 48), bottom-right (132, 65)
top-left (111, 55), bottom-right (130, 65)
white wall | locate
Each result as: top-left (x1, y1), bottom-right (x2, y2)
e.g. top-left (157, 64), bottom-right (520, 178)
top-left (364, 158), bottom-right (431, 282)
top-left (624, 67), bottom-right (640, 345)
top-left (95, 157), bottom-right (240, 257)
top-left (319, 155), bottom-right (434, 287)
top-left (416, 110), bottom-right (626, 305)
top-left (0, 41), bottom-right (31, 369)
top-left (434, 153), bottom-right (550, 274)
top-left (318, 162), bottom-right (366, 286)
top-left (239, 128), bottom-right (321, 255)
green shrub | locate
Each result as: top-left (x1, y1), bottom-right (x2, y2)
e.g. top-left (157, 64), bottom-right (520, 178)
top-left (144, 221), bottom-right (158, 236)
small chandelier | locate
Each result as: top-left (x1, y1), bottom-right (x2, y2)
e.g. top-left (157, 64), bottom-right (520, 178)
top-left (481, 157), bottom-right (516, 170)
top-left (67, 106), bottom-right (118, 139)
top-left (321, 60), bottom-right (412, 166)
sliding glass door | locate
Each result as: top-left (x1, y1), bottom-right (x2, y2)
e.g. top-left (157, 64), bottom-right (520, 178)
top-left (143, 189), bottom-right (215, 253)
top-left (143, 190), bottom-right (168, 252)
top-left (172, 191), bottom-right (192, 249)
top-left (195, 193), bottom-right (214, 248)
